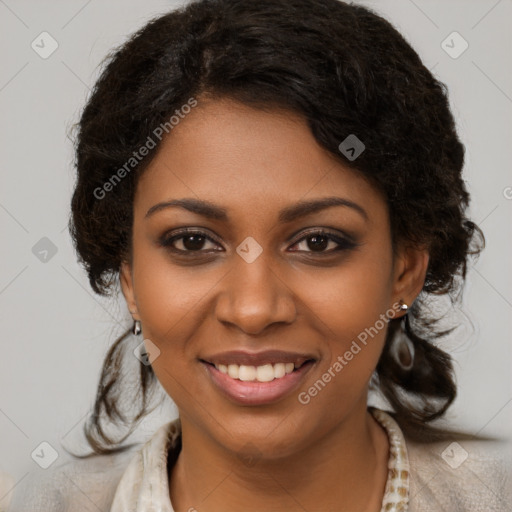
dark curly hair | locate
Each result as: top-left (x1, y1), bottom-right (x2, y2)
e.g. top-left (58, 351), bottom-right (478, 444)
top-left (67, 0), bottom-right (485, 456)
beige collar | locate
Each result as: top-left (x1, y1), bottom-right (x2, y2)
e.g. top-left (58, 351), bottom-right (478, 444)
top-left (110, 408), bottom-right (409, 512)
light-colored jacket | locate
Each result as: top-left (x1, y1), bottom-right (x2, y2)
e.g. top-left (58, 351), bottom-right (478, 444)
top-left (2, 411), bottom-right (511, 511)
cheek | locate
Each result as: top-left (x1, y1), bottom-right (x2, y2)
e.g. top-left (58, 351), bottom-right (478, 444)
top-left (131, 241), bottom-right (217, 341)
top-left (294, 246), bottom-right (393, 333)
top-left (291, 252), bottom-right (393, 399)
top-left (129, 248), bottom-right (215, 397)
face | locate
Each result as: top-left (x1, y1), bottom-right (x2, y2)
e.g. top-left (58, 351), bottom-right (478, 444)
top-left (121, 97), bottom-right (428, 459)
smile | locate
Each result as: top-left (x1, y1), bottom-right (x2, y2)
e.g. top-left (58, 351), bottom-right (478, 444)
top-left (214, 362), bottom-right (298, 382)
top-left (200, 350), bottom-right (316, 405)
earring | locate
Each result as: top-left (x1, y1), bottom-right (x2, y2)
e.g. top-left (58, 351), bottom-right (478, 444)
top-left (132, 320), bottom-right (142, 336)
top-left (389, 327), bottom-right (415, 371)
top-left (398, 299), bottom-right (409, 313)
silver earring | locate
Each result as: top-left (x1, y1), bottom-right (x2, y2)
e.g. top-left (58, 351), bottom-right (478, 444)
top-left (132, 320), bottom-right (142, 336)
top-left (389, 328), bottom-right (415, 371)
top-left (398, 299), bottom-right (409, 313)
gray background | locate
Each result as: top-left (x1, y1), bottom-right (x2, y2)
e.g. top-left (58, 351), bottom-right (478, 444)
top-left (1, 0), bottom-right (511, 502)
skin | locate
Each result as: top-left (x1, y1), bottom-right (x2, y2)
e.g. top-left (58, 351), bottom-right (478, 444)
top-left (120, 97), bottom-right (429, 512)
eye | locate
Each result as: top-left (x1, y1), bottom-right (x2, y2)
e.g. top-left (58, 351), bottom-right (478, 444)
top-left (288, 229), bottom-right (358, 254)
top-left (158, 229), bottom-right (222, 253)
top-left (158, 228), bottom-right (359, 256)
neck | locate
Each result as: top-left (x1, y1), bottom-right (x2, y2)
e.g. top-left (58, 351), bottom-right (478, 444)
top-left (169, 402), bottom-right (390, 512)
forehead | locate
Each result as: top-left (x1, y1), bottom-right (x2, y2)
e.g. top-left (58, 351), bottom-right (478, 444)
top-left (135, 98), bottom-right (387, 224)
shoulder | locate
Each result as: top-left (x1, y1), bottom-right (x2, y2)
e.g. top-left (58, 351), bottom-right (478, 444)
top-left (4, 447), bottom-right (138, 512)
top-left (406, 435), bottom-right (512, 512)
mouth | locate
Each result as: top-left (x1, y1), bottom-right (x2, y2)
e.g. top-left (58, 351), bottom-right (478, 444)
top-left (199, 350), bottom-right (317, 405)
top-left (206, 360), bottom-right (311, 382)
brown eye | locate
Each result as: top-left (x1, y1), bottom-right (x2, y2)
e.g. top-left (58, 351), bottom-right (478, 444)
top-left (158, 228), bottom-right (359, 257)
top-left (159, 230), bottom-right (222, 253)
top-left (289, 230), bottom-right (358, 254)
top-left (179, 234), bottom-right (208, 251)
top-left (302, 234), bottom-right (330, 252)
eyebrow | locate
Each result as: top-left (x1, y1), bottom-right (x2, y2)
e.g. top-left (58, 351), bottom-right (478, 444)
top-left (145, 196), bottom-right (368, 222)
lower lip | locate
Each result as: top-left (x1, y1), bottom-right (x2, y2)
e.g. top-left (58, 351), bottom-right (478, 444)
top-left (203, 361), bottom-right (315, 406)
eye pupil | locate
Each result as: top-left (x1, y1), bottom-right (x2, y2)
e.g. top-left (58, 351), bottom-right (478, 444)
top-left (183, 234), bottom-right (206, 251)
top-left (307, 235), bottom-right (329, 251)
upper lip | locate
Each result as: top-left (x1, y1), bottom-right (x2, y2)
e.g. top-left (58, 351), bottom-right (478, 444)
top-left (201, 350), bottom-right (316, 368)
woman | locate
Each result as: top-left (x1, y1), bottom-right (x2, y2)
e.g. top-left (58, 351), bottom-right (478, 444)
top-left (5, 0), bottom-right (510, 510)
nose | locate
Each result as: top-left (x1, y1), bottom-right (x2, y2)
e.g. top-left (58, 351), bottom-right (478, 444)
top-left (214, 250), bottom-right (297, 335)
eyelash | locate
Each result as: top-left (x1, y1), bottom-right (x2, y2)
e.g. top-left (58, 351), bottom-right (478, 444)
top-left (158, 228), bottom-right (359, 256)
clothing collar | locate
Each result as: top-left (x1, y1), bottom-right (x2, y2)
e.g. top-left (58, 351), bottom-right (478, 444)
top-left (110, 408), bottom-right (409, 512)
top-left (110, 419), bottom-right (180, 512)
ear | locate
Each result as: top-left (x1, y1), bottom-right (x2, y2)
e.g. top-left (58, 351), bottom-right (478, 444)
top-left (120, 260), bottom-right (139, 319)
top-left (390, 242), bottom-right (430, 316)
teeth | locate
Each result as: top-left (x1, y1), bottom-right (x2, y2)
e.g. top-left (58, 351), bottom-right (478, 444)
top-left (239, 365), bottom-right (256, 381)
top-left (215, 362), bottom-right (297, 382)
top-left (256, 364), bottom-right (274, 382)
top-left (274, 363), bottom-right (286, 378)
top-left (227, 364), bottom-right (239, 379)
